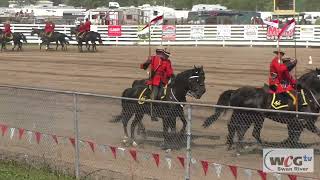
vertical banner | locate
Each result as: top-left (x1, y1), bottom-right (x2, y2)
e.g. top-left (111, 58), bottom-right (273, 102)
top-left (266, 26), bottom-right (294, 40)
top-left (137, 25), bottom-right (149, 40)
top-left (162, 25), bottom-right (176, 41)
top-left (190, 25), bottom-right (205, 40)
top-left (244, 25), bottom-right (259, 40)
top-left (217, 25), bottom-right (231, 40)
top-left (90, 25), bottom-right (98, 32)
top-left (108, 25), bottom-right (122, 37)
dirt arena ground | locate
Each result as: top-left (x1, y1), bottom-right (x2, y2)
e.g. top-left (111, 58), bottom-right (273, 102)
top-left (0, 46), bottom-right (319, 179)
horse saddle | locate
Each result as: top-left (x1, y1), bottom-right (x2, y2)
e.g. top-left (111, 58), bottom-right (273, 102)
top-left (2, 34), bottom-right (13, 40)
top-left (46, 32), bottom-right (53, 38)
top-left (77, 32), bottom-right (87, 39)
top-left (138, 85), bottom-right (168, 104)
top-left (271, 90), bottom-right (308, 110)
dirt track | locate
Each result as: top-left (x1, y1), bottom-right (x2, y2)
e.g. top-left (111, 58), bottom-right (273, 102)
top-left (0, 46), bottom-right (319, 179)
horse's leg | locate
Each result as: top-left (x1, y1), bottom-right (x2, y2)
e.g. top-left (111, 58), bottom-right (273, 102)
top-left (226, 112), bottom-right (238, 150)
top-left (130, 113), bottom-right (144, 146)
top-left (137, 120), bottom-right (147, 140)
top-left (285, 122), bottom-right (304, 146)
top-left (12, 42), bottom-right (16, 51)
top-left (18, 42), bottom-right (22, 51)
top-left (61, 41), bottom-right (65, 51)
top-left (252, 113), bottom-right (264, 144)
top-left (56, 41), bottom-right (59, 50)
top-left (92, 41), bottom-right (96, 51)
top-left (178, 108), bottom-right (187, 134)
top-left (305, 121), bottom-right (320, 137)
top-left (160, 117), bottom-right (171, 150)
top-left (86, 41), bottom-right (90, 51)
top-left (122, 113), bottom-right (134, 144)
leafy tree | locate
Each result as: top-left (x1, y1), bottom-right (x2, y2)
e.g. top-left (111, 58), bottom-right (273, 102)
top-left (0, 0), bottom-right (9, 7)
top-left (63, 0), bottom-right (320, 11)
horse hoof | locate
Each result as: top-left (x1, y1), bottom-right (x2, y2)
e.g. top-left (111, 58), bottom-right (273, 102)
top-left (256, 139), bottom-right (262, 144)
top-left (132, 141), bottom-right (138, 147)
top-left (160, 142), bottom-right (170, 150)
top-left (179, 129), bottom-right (186, 134)
top-left (122, 136), bottom-right (129, 143)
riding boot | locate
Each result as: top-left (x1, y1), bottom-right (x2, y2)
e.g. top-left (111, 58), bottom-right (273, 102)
top-left (150, 86), bottom-right (159, 121)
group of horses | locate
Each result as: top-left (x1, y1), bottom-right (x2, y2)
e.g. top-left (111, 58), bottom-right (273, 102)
top-left (113, 66), bottom-right (320, 151)
top-left (0, 26), bottom-right (103, 52)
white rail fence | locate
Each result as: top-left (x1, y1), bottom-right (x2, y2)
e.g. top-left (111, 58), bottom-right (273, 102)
top-left (3, 24), bottom-right (320, 47)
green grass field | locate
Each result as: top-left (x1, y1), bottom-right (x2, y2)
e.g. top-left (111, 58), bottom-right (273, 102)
top-left (0, 161), bottom-right (74, 180)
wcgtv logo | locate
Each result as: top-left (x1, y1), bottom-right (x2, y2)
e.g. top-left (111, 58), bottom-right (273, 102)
top-left (263, 149), bottom-right (314, 173)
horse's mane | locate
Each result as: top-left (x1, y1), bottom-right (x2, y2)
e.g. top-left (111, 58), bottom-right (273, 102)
top-left (298, 69), bottom-right (316, 81)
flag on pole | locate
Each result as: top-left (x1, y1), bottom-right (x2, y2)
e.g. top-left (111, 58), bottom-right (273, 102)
top-left (263, 20), bottom-right (279, 28)
top-left (137, 15), bottom-right (163, 35)
top-left (278, 19), bottom-right (295, 38)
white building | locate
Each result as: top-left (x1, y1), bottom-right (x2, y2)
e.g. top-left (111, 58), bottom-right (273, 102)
top-left (191, 4), bottom-right (227, 11)
top-left (139, 4), bottom-right (177, 24)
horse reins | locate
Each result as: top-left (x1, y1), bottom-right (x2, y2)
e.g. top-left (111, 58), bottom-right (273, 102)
top-left (169, 75), bottom-right (200, 108)
top-left (309, 89), bottom-right (320, 109)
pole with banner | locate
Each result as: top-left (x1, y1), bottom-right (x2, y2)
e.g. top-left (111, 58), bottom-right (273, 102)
top-left (278, 18), bottom-right (298, 111)
top-left (148, 15), bottom-right (153, 118)
top-left (293, 17), bottom-right (298, 112)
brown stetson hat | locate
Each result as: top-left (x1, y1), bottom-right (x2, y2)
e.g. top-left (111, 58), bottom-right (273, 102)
top-left (273, 50), bottom-right (285, 55)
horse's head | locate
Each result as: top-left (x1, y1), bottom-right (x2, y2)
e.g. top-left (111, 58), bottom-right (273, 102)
top-left (175, 65), bottom-right (206, 99)
top-left (20, 33), bottom-right (27, 43)
top-left (316, 68), bottom-right (320, 78)
top-left (31, 28), bottom-right (38, 36)
top-left (70, 27), bottom-right (77, 36)
top-left (189, 65), bottom-right (206, 99)
top-left (299, 68), bottom-right (320, 90)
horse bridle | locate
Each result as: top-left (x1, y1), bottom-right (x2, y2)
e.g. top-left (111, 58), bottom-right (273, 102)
top-left (169, 75), bottom-right (201, 107)
top-left (170, 88), bottom-right (183, 107)
top-left (309, 89), bottom-right (320, 109)
top-left (187, 75), bottom-right (201, 98)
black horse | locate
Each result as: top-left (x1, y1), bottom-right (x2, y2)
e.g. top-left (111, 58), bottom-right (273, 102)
top-left (31, 28), bottom-right (72, 51)
top-left (203, 69), bottom-right (320, 149)
top-left (115, 66), bottom-right (206, 149)
top-left (0, 32), bottom-right (27, 51)
top-left (70, 26), bottom-right (103, 52)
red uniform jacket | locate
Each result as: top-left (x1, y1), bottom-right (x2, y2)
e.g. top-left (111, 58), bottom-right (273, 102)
top-left (269, 56), bottom-right (296, 93)
top-left (140, 55), bottom-right (173, 86)
top-left (3, 24), bottom-right (11, 34)
top-left (45, 23), bottom-right (55, 33)
top-left (79, 24), bottom-right (86, 33)
top-left (84, 21), bottom-right (91, 32)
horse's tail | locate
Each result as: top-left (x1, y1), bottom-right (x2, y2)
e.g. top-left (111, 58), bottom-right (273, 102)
top-left (202, 89), bottom-right (235, 128)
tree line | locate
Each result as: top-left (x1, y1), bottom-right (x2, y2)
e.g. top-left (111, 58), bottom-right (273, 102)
top-left (1, 0), bottom-right (320, 11)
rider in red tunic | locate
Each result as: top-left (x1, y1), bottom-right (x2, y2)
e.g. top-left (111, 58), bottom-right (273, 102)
top-left (3, 22), bottom-right (12, 39)
top-left (140, 47), bottom-right (174, 100)
top-left (269, 50), bottom-right (297, 94)
top-left (44, 21), bottom-right (55, 37)
top-left (84, 18), bottom-right (91, 32)
top-left (78, 22), bottom-right (86, 38)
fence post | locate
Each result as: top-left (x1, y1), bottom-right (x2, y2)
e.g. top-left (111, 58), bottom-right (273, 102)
top-left (73, 93), bottom-right (80, 179)
top-left (185, 105), bottom-right (192, 180)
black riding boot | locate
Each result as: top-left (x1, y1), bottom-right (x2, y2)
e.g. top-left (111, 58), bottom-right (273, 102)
top-left (150, 86), bottom-right (159, 121)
